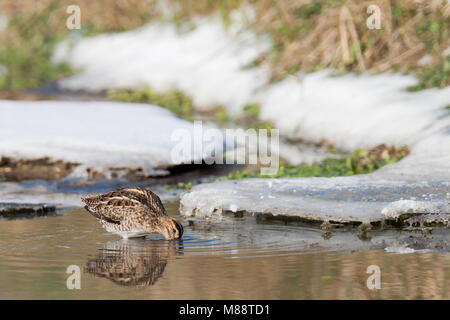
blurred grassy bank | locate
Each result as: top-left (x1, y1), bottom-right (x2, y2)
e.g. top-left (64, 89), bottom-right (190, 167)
top-left (0, 0), bottom-right (448, 91)
top-left (217, 144), bottom-right (410, 180)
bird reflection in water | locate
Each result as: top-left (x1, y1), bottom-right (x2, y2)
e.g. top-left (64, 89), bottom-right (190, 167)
top-left (84, 238), bottom-right (182, 287)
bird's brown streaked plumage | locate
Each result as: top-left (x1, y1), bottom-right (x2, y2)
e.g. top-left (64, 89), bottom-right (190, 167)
top-left (81, 187), bottom-right (184, 240)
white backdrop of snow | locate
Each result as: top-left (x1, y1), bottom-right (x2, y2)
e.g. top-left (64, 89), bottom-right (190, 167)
top-left (0, 100), bottom-right (224, 178)
top-left (54, 16), bottom-right (450, 154)
top-left (53, 17), bottom-right (270, 114)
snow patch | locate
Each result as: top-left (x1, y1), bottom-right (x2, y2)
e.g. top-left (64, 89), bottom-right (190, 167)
top-left (54, 17), bottom-right (271, 114)
top-left (381, 200), bottom-right (450, 219)
top-left (0, 100), bottom-right (224, 178)
top-left (384, 246), bottom-right (416, 254)
top-left (257, 71), bottom-right (450, 152)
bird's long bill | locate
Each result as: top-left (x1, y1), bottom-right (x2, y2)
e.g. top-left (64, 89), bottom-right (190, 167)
top-left (173, 219), bottom-right (184, 238)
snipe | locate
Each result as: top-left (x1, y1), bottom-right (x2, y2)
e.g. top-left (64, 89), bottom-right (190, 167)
top-left (81, 186), bottom-right (184, 240)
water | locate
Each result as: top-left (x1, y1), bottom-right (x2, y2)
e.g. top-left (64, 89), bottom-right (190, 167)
top-left (0, 202), bottom-right (449, 299)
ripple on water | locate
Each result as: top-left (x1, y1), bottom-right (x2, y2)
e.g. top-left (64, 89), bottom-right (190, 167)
top-left (0, 207), bottom-right (450, 298)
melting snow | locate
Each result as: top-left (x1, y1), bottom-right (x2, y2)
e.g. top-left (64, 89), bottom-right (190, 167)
top-left (384, 246), bottom-right (417, 254)
top-left (0, 100), bottom-right (223, 178)
top-left (381, 200), bottom-right (450, 219)
top-left (54, 17), bottom-right (270, 114)
top-left (180, 158), bottom-right (450, 222)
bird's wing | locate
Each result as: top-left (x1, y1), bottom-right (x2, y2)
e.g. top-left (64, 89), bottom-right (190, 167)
top-left (81, 187), bottom-right (166, 223)
top-left (81, 195), bottom-right (141, 223)
top-left (83, 204), bottom-right (121, 224)
top-left (110, 187), bottom-right (168, 218)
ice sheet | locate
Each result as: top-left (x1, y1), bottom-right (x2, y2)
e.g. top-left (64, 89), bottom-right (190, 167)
top-left (180, 160), bottom-right (450, 222)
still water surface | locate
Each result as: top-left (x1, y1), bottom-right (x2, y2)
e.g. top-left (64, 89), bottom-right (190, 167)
top-left (0, 202), bottom-right (449, 299)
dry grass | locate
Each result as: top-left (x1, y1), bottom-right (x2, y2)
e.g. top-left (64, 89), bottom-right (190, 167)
top-left (0, 0), bottom-right (448, 89)
top-left (0, 0), bottom-right (158, 33)
top-left (287, 0), bottom-right (447, 76)
top-left (0, 0), bottom-right (161, 88)
top-left (164, 0), bottom-right (449, 82)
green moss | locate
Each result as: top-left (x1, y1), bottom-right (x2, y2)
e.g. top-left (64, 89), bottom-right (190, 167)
top-left (294, 2), bottom-right (323, 19)
top-left (164, 182), bottom-right (193, 190)
top-left (217, 145), bottom-right (410, 180)
top-left (107, 87), bottom-right (194, 120)
top-left (358, 223), bottom-right (372, 232)
top-left (407, 56), bottom-right (450, 91)
top-left (240, 103), bottom-right (275, 131)
top-left (108, 89), bottom-right (274, 131)
top-left (214, 106), bottom-right (230, 124)
top-left (391, 7), bottom-right (403, 17)
top-left (242, 103), bottom-right (261, 119)
top-left (248, 120), bottom-right (274, 131)
top-left (327, 146), bottom-right (339, 154)
top-left (308, 62), bottom-right (323, 73)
